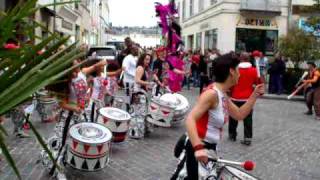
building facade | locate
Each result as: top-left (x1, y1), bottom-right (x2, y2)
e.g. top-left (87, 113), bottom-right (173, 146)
top-left (34, 0), bottom-right (110, 46)
top-left (177, 0), bottom-right (315, 55)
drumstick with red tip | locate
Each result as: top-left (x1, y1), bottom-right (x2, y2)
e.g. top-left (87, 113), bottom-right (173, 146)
top-left (212, 158), bottom-right (256, 171)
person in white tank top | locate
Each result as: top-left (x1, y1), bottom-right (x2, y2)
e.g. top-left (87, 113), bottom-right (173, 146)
top-left (183, 53), bottom-right (265, 180)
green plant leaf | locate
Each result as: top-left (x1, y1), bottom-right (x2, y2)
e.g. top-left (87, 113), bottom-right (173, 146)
top-left (0, 132), bottom-right (21, 179)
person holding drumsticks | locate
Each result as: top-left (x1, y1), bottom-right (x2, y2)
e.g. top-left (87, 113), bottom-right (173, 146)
top-left (184, 53), bottom-right (264, 179)
top-left (303, 62), bottom-right (320, 120)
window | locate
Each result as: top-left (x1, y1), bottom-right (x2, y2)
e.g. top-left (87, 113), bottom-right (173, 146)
top-left (211, 0), bottom-right (218, 5)
top-left (199, 0), bottom-right (204, 11)
top-left (204, 29), bottom-right (217, 50)
top-left (189, 0), bottom-right (193, 16)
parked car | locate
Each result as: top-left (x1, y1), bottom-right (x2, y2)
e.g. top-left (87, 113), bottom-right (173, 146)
top-left (87, 46), bottom-right (119, 75)
top-left (87, 46), bottom-right (118, 62)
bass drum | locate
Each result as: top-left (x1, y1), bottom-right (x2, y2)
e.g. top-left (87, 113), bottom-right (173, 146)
top-left (217, 166), bottom-right (260, 180)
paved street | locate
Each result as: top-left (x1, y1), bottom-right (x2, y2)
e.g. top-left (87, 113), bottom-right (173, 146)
top-left (1, 89), bottom-right (320, 180)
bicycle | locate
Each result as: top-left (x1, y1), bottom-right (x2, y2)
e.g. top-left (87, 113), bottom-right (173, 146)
top-left (171, 134), bottom-right (260, 180)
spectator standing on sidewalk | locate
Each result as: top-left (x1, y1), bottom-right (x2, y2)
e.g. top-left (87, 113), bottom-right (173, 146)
top-left (269, 53), bottom-right (286, 94)
top-left (228, 52), bottom-right (259, 145)
top-left (182, 50), bottom-right (192, 90)
top-left (191, 50), bottom-right (200, 88)
top-left (199, 53), bottom-right (210, 94)
top-left (303, 62), bottom-right (320, 120)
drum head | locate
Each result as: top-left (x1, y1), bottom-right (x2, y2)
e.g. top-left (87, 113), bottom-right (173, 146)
top-left (173, 94), bottom-right (189, 111)
top-left (99, 107), bottom-right (131, 121)
top-left (69, 122), bottom-right (112, 144)
top-left (220, 166), bottom-right (259, 180)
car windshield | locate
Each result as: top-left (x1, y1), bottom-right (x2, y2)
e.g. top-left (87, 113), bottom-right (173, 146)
top-left (88, 48), bottom-right (115, 56)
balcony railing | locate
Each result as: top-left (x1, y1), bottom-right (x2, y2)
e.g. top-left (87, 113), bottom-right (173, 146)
top-left (240, 0), bottom-right (281, 14)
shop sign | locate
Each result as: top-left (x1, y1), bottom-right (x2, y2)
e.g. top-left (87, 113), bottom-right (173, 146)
top-left (237, 17), bottom-right (277, 28)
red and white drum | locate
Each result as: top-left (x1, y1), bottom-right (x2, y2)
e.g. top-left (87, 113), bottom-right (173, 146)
top-left (98, 107), bottom-right (131, 143)
top-left (171, 94), bottom-right (189, 126)
top-left (66, 122), bottom-right (112, 171)
top-left (217, 166), bottom-right (259, 180)
top-left (147, 94), bottom-right (176, 127)
top-left (36, 90), bottom-right (59, 123)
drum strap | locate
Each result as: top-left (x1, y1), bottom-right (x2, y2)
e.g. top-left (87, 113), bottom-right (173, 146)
top-left (91, 101), bottom-right (95, 122)
top-left (49, 110), bottom-right (74, 175)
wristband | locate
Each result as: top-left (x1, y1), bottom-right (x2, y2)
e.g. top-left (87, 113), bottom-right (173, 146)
top-left (193, 144), bottom-right (205, 152)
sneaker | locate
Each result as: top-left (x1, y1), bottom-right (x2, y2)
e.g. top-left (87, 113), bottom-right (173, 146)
top-left (316, 116), bottom-right (320, 121)
top-left (304, 111), bottom-right (313, 115)
top-left (240, 140), bottom-right (251, 146)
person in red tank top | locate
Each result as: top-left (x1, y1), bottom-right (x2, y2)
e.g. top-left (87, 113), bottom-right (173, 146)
top-left (180, 53), bottom-right (264, 180)
top-left (228, 52), bottom-right (260, 145)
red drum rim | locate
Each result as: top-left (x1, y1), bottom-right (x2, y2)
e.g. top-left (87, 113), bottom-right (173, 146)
top-left (69, 122), bottom-right (112, 144)
top-left (69, 147), bottom-right (109, 159)
top-left (99, 107), bottom-right (131, 122)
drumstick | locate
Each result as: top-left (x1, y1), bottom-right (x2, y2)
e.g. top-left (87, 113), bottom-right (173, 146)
top-left (295, 71), bottom-right (308, 87)
top-left (287, 82), bottom-right (306, 99)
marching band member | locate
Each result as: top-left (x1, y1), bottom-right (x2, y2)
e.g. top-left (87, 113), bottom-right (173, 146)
top-left (184, 53), bottom-right (264, 179)
top-left (122, 45), bottom-right (139, 111)
top-left (303, 62), bottom-right (320, 120)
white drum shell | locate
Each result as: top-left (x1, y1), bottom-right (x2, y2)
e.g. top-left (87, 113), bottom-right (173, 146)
top-left (147, 98), bottom-right (175, 127)
top-left (68, 123), bottom-right (112, 157)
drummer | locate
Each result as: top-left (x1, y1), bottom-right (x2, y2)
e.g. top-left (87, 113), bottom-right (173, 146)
top-left (184, 53), bottom-right (264, 179)
top-left (134, 53), bottom-right (153, 92)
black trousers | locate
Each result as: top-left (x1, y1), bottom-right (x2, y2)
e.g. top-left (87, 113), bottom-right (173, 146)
top-left (228, 100), bottom-right (253, 140)
top-left (199, 75), bottom-right (210, 94)
top-left (185, 140), bottom-right (216, 180)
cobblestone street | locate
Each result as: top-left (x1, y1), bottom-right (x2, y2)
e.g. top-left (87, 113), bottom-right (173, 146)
top-left (1, 90), bottom-right (320, 180)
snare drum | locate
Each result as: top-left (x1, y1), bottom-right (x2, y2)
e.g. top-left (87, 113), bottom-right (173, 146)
top-left (146, 96), bottom-right (176, 127)
top-left (218, 166), bottom-right (259, 180)
top-left (171, 94), bottom-right (189, 126)
top-left (98, 107), bottom-right (131, 143)
top-left (36, 90), bottom-right (59, 122)
top-left (66, 122), bottom-right (112, 171)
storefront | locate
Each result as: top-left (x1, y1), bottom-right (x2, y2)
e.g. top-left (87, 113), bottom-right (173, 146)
top-left (235, 16), bottom-right (279, 55)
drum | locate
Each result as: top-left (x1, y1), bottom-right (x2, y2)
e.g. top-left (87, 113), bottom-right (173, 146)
top-left (132, 91), bottom-right (148, 116)
top-left (66, 122), bottom-right (112, 171)
top-left (146, 95), bottom-right (176, 127)
top-left (112, 96), bottom-right (125, 110)
top-left (98, 107), bottom-right (131, 143)
top-left (36, 90), bottom-right (59, 122)
top-left (171, 94), bottom-right (189, 126)
top-left (217, 166), bottom-right (259, 180)
top-left (128, 116), bottom-right (145, 139)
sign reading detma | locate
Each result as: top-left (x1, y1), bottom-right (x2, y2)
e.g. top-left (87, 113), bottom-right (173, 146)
top-left (237, 16), bottom-right (278, 28)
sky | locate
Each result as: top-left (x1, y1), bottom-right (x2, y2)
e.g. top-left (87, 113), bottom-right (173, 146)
top-left (108, 0), bottom-right (169, 27)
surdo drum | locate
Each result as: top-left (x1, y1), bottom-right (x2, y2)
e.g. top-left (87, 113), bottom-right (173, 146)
top-left (36, 90), bottom-right (59, 122)
top-left (98, 107), bottom-right (131, 143)
top-left (170, 94), bottom-right (189, 126)
top-left (147, 94), bottom-right (176, 127)
top-left (66, 122), bottom-right (112, 171)
top-left (217, 166), bottom-right (259, 180)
